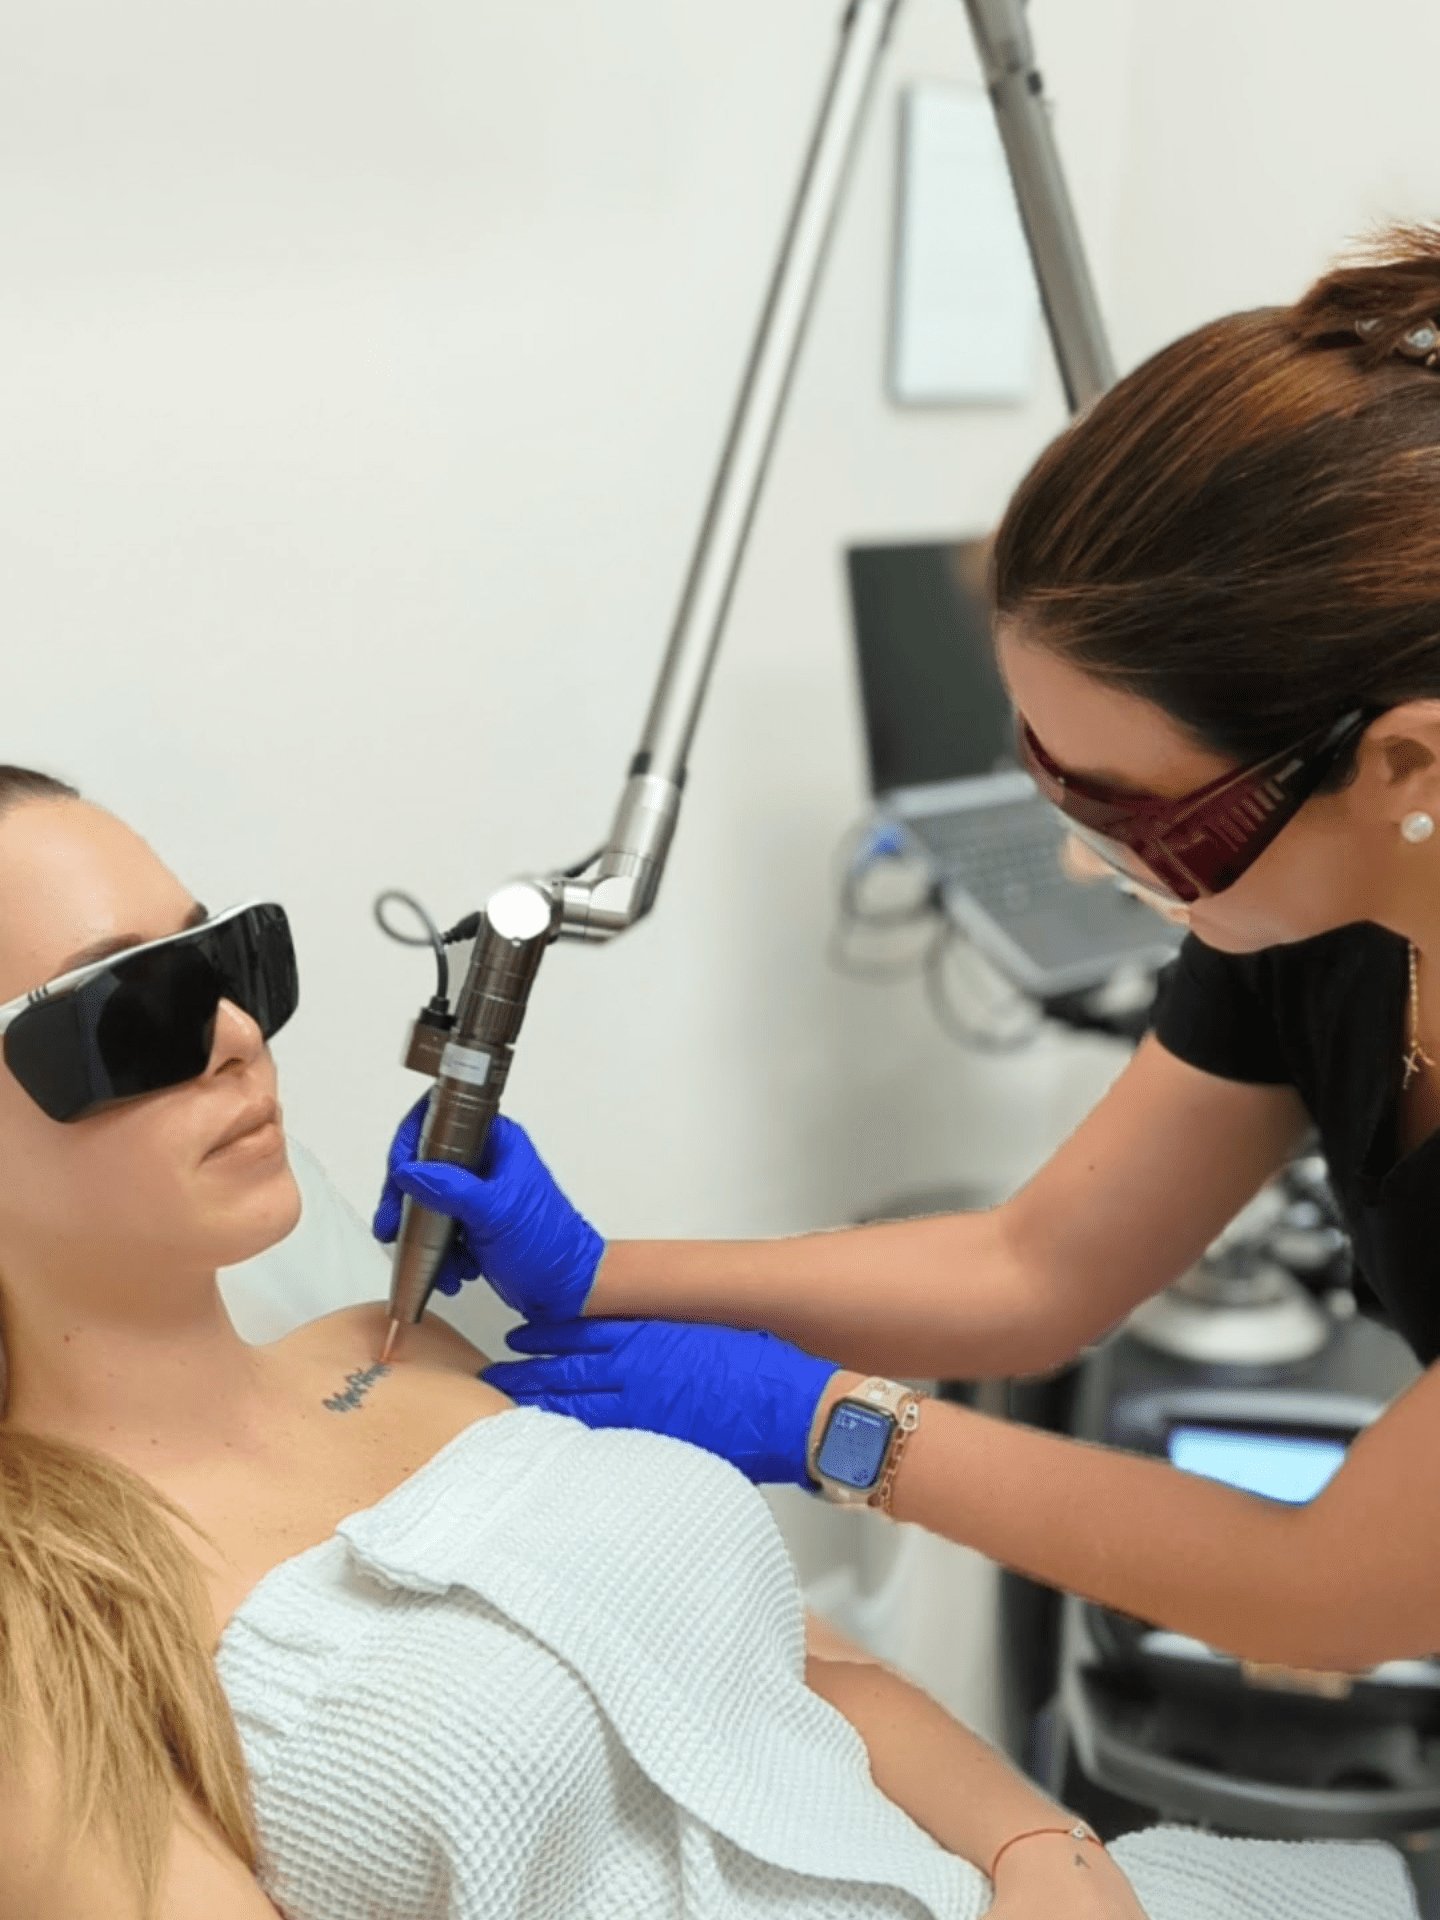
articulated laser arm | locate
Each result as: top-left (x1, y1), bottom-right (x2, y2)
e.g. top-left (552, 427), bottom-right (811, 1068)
top-left (383, 0), bottom-right (1116, 1355)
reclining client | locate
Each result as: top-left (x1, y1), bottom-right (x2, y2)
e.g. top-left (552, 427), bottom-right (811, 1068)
top-left (0, 776), bottom-right (1195, 1920)
top-left (0, 779), bottom-right (1412, 1917)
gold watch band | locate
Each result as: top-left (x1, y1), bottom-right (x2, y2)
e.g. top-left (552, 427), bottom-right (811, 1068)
top-left (868, 1388), bottom-right (924, 1516)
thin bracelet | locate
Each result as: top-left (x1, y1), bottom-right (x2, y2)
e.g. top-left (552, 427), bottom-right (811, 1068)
top-left (866, 1392), bottom-right (926, 1517)
top-left (988, 1823), bottom-right (1104, 1882)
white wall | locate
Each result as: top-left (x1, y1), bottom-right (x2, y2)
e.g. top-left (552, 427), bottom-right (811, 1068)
top-left (8, 0), bottom-right (1440, 1725)
top-left (11, 1), bottom-right (1440, 1228)
top-left (0, 0), bottom-right (1135, 1252)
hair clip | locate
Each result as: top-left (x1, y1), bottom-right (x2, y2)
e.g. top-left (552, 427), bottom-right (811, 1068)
top-left (1354, 315), bottom-right (1440, 366)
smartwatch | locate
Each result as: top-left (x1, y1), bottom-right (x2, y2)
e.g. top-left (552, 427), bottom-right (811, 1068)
top-left (808, 1376), bottom-right (926, 1511)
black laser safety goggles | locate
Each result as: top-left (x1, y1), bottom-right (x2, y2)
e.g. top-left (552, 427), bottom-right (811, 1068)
top-left (0, 901), bottom-right (298, 1123)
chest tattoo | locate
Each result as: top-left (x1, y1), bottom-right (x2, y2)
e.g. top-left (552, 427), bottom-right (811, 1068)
top-left (323, 1363), bottom-right (391, 1413)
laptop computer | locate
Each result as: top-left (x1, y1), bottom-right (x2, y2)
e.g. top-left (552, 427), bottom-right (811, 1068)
top-left (845, 538), bottom-right (1183, 1000)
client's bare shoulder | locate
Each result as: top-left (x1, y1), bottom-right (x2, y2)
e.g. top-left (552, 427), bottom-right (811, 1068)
top-left (290, 1300), bottom-right (494, 1376)
top-left (270, 1302), bottom-right (512, 1461)
top-left (0, 1737), bottom-right (280, 1920)
top-left (156, 1307), bottom-right (513, 1640)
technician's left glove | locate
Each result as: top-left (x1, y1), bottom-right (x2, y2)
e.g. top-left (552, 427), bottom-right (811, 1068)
top-left (483, 1317), bottom-right (839, 1487)
top-left (372, 1096), bottom-right (605, 1318)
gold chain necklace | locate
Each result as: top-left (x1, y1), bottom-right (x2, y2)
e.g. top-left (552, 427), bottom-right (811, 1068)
top-left (1404, 940), bottom-right (1437, 1090)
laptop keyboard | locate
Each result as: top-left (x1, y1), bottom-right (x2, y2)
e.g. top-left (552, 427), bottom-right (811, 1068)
top-left (911, 801), bottom-right (1072, 914)
top-left (905, 797), bottom-right (1180, 980)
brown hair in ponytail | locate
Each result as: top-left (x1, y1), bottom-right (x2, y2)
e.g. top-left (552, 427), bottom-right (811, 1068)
top-left (0, 765), bottom-right (259, 1914)
top-left (992, 223), bottom-right (1440, 772)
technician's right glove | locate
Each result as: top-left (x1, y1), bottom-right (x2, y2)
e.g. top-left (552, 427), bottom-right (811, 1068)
top-left (482, 1317), bottom-right (839, 1487)
top-left (372, 1097), bottom-right (605, 1320)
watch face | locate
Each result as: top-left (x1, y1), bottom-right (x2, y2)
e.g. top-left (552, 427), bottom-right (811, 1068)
top-left (816, 1401), bottom-right (895, 1491)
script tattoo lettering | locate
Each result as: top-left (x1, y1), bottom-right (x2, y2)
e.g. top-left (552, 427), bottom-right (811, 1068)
top-left (323, 1363), bottom-right (390, 1413)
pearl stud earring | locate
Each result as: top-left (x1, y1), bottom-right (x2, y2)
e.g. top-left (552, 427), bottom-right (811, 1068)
top-left (1402, 811), bottom-right (1436, 844)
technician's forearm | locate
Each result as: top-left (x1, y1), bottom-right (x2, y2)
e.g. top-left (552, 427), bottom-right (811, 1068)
top-left (890, 1397), bottom-right (1353, 1670)
top-left (588, 1211), bottom-right (1087, 1380)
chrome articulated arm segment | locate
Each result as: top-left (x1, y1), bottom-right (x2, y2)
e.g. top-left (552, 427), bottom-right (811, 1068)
top-left (961, 0), bottom-right (1114, 412)
top-left (555, 770), bottom-right (683, 942)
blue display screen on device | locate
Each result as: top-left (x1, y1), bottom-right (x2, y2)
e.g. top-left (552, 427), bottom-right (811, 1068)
top-left (1167, 1426), bottom-right (1346, 1505)
top-left (816, 1402), bottom-right (894, 1489)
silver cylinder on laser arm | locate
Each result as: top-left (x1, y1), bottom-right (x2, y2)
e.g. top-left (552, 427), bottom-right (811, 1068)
top-left (961, 0), bottom-right (1115, 411)
top-left (561, 0), bottom-right (900, 946)
top-left (382, 879), bottom-right (559, 1361)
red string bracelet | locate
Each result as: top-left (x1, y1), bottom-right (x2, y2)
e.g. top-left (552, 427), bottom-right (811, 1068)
top-left (988, 1822), bottom-right (1104, 1882)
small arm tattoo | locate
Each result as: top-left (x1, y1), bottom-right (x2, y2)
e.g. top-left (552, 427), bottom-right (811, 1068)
top-left (323, 1363), bottom-right (390, 1413)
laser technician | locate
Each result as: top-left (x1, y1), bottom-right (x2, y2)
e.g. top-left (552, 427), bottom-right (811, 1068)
top-left (378, 228), bottom-right (1440, 1677)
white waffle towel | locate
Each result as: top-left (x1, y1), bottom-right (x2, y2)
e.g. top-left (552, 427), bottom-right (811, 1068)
top-left (215, 1408), bottom-right (1416, 1920)
top-left (1112, 1827), bottom-right (1416, 1920)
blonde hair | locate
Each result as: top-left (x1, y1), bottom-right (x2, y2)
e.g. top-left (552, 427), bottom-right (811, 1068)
top-left (0, 767), bottom-right (258, 1914)
top-left (0, 1421), bottom-right (261, 1912)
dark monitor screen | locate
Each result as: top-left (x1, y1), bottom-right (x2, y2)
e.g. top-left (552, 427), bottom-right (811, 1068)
top-left (846, 539), bottom-right (1015, 795)
top-left (815, 1402), bottom-right (893, 1490)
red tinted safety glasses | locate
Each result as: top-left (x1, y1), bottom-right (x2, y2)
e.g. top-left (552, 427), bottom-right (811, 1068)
top-left (1017, 709), bottom-right (1373, 904)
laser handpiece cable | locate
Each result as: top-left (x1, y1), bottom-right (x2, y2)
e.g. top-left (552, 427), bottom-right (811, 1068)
top-left (379, 0), bottom-right (1115, 1363)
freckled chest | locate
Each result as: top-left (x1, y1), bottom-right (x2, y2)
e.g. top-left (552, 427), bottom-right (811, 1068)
top-left (165, 1423), bottom-right (417, 1640)
top-left (169, 1358), bottom-right (507, 1641)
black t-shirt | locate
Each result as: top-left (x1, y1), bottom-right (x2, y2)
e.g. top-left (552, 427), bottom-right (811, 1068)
top-left (1152, 922), bottom-right (1440, 1363)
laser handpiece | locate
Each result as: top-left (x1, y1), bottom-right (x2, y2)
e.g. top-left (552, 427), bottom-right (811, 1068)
top-left (382, 879), bottom-right (559, 1362)
top-left (379, 770), bottom-right (683, 1361)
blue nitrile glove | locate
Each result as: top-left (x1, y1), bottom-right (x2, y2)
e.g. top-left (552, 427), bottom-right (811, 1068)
top-left (482, 1318), bottom-right (839, 1487)
top-left (372, 1096), bottom-right (605, 1318)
